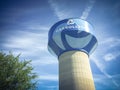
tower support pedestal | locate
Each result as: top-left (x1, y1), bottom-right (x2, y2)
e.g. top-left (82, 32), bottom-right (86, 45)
top-left (59, 51), bottom-right (95, 90)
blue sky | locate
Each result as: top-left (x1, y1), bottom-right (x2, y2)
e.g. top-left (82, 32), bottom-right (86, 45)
top-left (0, 0), bottom-right (120, 90)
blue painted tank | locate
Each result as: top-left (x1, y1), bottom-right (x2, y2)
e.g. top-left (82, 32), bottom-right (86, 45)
top-left (48, 18), bottom-right (98, 57)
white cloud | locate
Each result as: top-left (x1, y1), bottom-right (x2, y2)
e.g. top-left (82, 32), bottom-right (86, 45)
top-left (48, 0), bottom-right (71, 20)
top-left (108, 74), bottom-right (120, 87)
top-left (80, 0), bottom-right (96, 20)
top-left (3, 30), bottom-right (48, 57)
top-left (46, 86), bottom-right (58, 89)
top-left (27, 25), bottom-right (49, 31)
top-left (38, 74), bottom-right (58, 81)
top-left (31, 57), bottom-right (58, 66)
top-left (90, 55), bottom-right (105, 71)
top-left (48, 0), bottom-right (96, 20)
top-left (93, 74), bottom-right (120, 88)
top-left (49, 0), bottom-right (92, 20)
top-left (104, 52), bottom-right (120, 62)
top-left (89, 36), bottom-right (120, 87)
top-left (91, 54), bottom-right (119, 87)
top-left (46, 86), bottom-right (58, 90)
top-left (93, 74), bottom-right (110, 86)
top-left (99, 37), bottom-right (120, 47)
top-left (96, 37), bottom-right (120, 62)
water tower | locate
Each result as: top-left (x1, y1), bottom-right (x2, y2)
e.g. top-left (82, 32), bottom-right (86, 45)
top-left (48, 18), bottom-right (98, 90)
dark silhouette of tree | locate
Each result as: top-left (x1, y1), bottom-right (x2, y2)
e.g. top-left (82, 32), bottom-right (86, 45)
top-left (0, 52), bottom-right (37, 90)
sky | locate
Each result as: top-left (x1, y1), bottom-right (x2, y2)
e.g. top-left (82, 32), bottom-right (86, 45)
top-left (0, 0), bottom-right (120, 90)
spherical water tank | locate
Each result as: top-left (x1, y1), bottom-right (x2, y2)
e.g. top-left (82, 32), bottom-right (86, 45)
top-left (48, 18), bottom-right (98, 57)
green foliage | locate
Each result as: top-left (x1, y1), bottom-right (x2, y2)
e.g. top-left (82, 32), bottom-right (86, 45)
top-left (0, 52), bottom-right (37, 90)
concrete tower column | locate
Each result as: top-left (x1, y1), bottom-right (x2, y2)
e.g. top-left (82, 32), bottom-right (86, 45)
top-left (59, 51), bottom-right (95, 90)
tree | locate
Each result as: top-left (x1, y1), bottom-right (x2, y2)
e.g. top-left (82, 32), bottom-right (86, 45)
top-left (0, 52), bottom-right (37, 90)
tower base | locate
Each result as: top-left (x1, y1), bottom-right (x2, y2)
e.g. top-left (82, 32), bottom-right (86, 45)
top-left (59, 51), bottom-right (95, 90)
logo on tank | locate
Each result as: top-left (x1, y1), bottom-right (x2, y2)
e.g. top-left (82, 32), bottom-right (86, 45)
top-left (67, 19), bottom-right (75, 25)
top-left (56, 19), bottom-right (82, 32)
